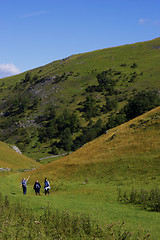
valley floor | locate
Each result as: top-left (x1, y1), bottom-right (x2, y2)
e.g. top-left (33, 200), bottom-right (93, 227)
top-left (0, 172), bottom-right (160, 239)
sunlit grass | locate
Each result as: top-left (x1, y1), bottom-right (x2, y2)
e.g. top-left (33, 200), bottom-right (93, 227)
top-left (0, 141), bottom-right (40, 170)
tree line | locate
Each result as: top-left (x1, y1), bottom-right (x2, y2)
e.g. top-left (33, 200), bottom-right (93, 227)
top-left (38, 90), bottom-right (160, 153)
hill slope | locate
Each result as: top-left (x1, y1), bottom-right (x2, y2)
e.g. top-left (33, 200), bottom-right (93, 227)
top-left (30, 106), bottom-right (160, 183)
top-left (0, 141), bottom-right (40, 171)
top-left (0, 37), bottom-right (160, 156)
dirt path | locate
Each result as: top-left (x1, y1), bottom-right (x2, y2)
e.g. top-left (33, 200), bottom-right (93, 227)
top-left (39, 152), bottom-right (71, 160)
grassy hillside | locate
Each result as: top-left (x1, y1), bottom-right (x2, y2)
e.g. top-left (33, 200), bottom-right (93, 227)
top-left (0, 37), bottom-right (160, 157)
top-left (30, 106), bottom-right (160, 183)
top-left (0, 141), bottom-right (40, 170)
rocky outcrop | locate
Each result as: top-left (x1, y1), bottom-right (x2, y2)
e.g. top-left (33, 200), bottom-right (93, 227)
top-left (10, 145), bottom-right (22, 154)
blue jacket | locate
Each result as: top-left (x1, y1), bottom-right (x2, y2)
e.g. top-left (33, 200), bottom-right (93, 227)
top-left (44, 181), bottom-right (50, 189)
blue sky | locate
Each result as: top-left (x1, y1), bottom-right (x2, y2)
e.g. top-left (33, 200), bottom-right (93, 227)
top-left (0, 0), bottom-right (159, 78)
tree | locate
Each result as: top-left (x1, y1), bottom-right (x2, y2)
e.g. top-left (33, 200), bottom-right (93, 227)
top-left (73, 119), bottom-right (104, 150)
top-left (107, 113), bottom-right (126, 129)
top-left (46, 119), bottom-right (58, 139)
top-left (9, 94), bottom-right (29, 114)
top-left (56, 110), bottom-right (71, 132)
top-left (70, 113), bottom-right (80, 133)
top-left (83, 96), bottom-right (100, 119)
top-left (38, 128), bottom-right (47, 142)
top-left (96, 70), bottom-right (115, 94)
top-left (50, 146), bottom-right (59, 155)
top-left (60, 128), bottom-right (73, 151)
top-left (44, 105), bottom-right (56, 120)
top-left (24, 72), bottom-right (31, 83)
top-left (123, 91), bottom-right (160, 120)
top-left (101, 97), bottom-right (117, 113)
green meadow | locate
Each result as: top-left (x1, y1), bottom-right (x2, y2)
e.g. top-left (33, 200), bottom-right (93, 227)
top-left (0, 173), bottom-right (157, 239)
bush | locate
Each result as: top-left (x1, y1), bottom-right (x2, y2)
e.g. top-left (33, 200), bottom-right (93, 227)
top-left (118, 186), bottom-right (160, 212)
top-left (50, 146), bottom-right (59, 155)
top-left (131, 62), bottom-right (137, 68)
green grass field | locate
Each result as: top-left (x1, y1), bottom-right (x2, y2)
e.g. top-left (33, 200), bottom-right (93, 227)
top-left (0, 173), bottom-right (159, 239)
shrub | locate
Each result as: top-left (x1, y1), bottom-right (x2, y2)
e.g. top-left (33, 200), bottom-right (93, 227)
top-left (50, 146), bottom-right (59, 155)
top-left (131, 62), bottom-right (137, 68)
top-left (118, 186), bottom-right (160, 212)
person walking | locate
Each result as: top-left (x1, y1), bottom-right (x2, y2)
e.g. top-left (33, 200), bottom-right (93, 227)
top-left (33, 180), bottom-right (41, 195)
top-left (20, 176), bottom-right (30, 194)
top-left (44, 178), bottom-right (50, 195)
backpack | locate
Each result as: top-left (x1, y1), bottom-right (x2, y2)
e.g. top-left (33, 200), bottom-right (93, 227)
top-left (45, 181), bottom-right (49, 187)
top-left (35, 183), bottom-right (40, 188)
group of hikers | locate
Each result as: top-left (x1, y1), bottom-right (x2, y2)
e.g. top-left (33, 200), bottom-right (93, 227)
top-left (20, 176), bottom-right (50, 195)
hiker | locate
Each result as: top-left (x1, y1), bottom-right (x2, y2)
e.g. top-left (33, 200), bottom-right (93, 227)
top-left (20, 176), bottom-right (30, 194)
top-left (44, 178), bottom-right (50, 195)
top-left (33, 180), bottom-right (41, 195)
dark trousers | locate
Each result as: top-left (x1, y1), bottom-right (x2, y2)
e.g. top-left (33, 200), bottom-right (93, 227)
top-left (35, 188), bottom-right (40, 195)
top-left (45, 188), bottom-right (49, 195)
top-left (22, 185), bottom-right (27, 194)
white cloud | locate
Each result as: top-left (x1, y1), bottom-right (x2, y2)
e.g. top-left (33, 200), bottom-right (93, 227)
top-left (139, 18), bottom-right (160, 25)
top-left (0, 63), bottom-right (21, 78)
top-left (139, 18), bottom-right (147, 24)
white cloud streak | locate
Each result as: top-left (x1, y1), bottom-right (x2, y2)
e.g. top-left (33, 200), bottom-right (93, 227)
top-left (0, 63), bottom-right (21, 78)
top-left (139, 18), bottom-right (160, 25)
top-left (19, 11), bottom-right (47, 18)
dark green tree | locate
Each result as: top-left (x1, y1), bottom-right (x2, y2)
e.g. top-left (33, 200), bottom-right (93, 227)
top-left (44, 105), bottom-right (57, 120)
top-left (50, 146), bottom-right (59, 155)
top-left (60, 128), bottom-right (73, 151)
top-left (83, 96), bottom-right (100, 119)
top-left (24, 72), bottom-right (31, 83)
top-left (96, 70), bottom-right (115, 94)
top-left (107, 113), bottom-right (126, 129)
top-left (56, 110), bottom-right (70, 132)
top-left (8, 94), bottom-right (29, 115)
top-left (123, 91), bottom-right (160, 120)
top-left (73, 119), bottom-right (104, 150)
top-left (70, 113), bottom-right (80, 133)
top-left (101, 96), bottom-right (118, 113)
top-left (46, 119), bottom-right (58, 139)
top-left (38, 128), bottom-right (47, 142)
